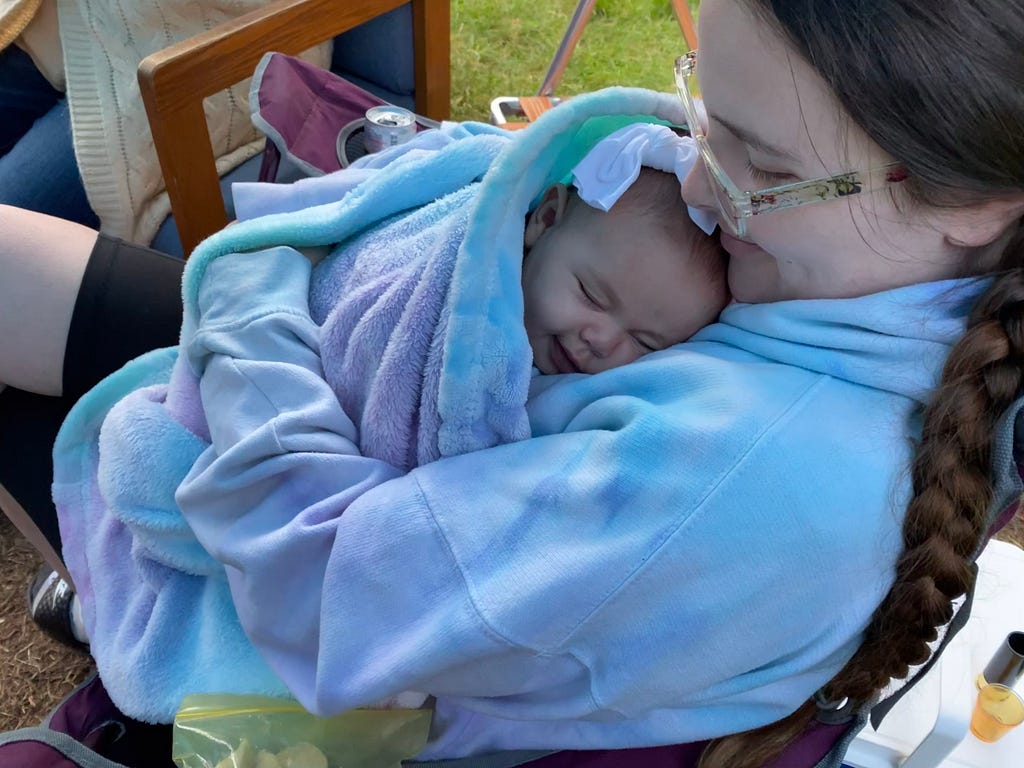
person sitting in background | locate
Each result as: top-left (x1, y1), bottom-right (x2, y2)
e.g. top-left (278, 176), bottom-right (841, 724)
top-left (0, 0), bottom-right (329, 242)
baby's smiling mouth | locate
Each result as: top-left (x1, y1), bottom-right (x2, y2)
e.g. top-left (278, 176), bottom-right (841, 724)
top-left (550, 337), bottom-right (582, 374)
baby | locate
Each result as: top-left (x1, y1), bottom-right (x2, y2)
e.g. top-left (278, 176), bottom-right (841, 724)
top-left (522, 125), bottom-right (728, 375)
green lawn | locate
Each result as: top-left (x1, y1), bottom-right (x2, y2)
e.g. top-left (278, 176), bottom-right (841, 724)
top-left (450, 0), bottom-right (700, 121)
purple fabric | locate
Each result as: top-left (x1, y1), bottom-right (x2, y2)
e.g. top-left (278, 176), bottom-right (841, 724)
top-left (520, 743), bottom-right (709, 768)
top-left (0, 674), bottom-right (175, 767)
top-left (252, 53), bottom-right (428, 178)
top-left (255, 53), bottom-right (382, 175)
top-left (309, 186), bottom-right (489, 469)
top-left (514, 718), bottom-right (851, 768)
top-left (0, 744), bottom-right (84, 768)
top-left (47, 675), bottom-right (119, 751)
top-left (764, 721), bottom-right (850, 768)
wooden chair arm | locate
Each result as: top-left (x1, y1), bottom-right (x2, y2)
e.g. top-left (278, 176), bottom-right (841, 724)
top-left (138, 0), bottom-right (450, 256)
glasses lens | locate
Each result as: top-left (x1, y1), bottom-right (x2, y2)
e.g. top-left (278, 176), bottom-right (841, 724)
top-left (692, 136), bottom-right (744, 237)
top-left (677, 53), bottom-right (745, 237)
top-left (712, 176), bottom-right (744, 237)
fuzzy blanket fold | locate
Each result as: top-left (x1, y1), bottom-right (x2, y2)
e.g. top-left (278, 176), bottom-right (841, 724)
top-left (53, 87), bottom-right (688, 721)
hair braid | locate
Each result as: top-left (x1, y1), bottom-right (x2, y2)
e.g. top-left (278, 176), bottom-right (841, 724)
top-left (699, 226), bottom-right (1024, 768)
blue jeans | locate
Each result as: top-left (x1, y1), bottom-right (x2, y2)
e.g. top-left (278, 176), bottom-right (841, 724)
top-left (0, 44), bottom-right (99, 227)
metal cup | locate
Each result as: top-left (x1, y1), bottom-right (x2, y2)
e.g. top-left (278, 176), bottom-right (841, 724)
top-left (980, 632), bottom-right (1024, 689)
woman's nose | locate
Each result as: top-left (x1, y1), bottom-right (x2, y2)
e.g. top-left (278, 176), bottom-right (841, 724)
top-left (680, 157), bottom-right (716, 214)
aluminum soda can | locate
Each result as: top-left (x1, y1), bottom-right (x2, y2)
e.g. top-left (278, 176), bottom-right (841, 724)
top-left (363, 106), bottom-right (417, 153)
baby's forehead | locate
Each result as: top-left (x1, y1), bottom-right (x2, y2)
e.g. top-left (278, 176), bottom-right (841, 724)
top-left (596, 211), bottom-right (720, 267)
top-left (587, 234), bottom-right (704, 293)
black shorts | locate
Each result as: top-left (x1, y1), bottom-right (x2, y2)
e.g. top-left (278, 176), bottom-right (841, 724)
top-left (0, 235), bottom-right (185, 552)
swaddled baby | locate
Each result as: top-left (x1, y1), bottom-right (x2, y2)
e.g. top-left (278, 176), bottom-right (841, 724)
top-left (51, 116), bottom-right (732, 719)
top-left (523, 124), bottom-right (728, 375)
top-left (307, 122), bottom-right (729, 469)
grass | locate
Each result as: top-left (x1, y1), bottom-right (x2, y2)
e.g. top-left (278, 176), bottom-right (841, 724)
top-left (450, 0), bottom-right (700, 122)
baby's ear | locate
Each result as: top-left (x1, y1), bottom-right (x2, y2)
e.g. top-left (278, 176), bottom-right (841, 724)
top-left (524, 183), bottom-right (570, 247)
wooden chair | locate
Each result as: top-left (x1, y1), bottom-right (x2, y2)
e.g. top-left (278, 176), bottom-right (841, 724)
top-left (138, 0), bottom-right (451, 256)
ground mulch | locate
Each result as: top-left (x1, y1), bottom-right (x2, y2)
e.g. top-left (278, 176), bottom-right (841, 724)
top-left (0, 504), bottom-right (1021, 732)
top-left (0, 514), bottom-right (93, 730)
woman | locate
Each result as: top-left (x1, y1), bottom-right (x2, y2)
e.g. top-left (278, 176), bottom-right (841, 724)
top-left (0, 0), bottom-right (328, 241)
top-left (1, 1), bottom-right (1021, 766)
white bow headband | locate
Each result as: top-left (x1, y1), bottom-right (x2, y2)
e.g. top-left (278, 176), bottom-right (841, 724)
top-left (571, 123), bottom-right (718, 235)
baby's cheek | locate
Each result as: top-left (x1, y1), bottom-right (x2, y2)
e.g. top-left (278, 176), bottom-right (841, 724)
top-left (526, 333), bottom-right (543, 361)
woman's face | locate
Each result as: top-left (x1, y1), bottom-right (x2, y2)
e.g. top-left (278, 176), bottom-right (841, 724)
top-left (680, 0), bottom-right (970, 303)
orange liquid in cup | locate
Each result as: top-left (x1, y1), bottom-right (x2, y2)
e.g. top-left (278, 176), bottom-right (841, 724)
top-left (970, 684), bottom-right (1024, 743)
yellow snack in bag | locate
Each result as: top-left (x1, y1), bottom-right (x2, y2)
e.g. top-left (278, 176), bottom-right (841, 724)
top-left (214, 739), bottom-right (255, 768)
top-left (276, 743), bottom-right (329, 768)
top-left (173, 694), bottom-right (431, 768)
top-left (254, 750), bottom-right (283, 768)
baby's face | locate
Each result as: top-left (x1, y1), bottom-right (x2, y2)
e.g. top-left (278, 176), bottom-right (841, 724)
top-left (522, 211), bottom-right (725, 375)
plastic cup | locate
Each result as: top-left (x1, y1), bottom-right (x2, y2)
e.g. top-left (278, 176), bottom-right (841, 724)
top-left (970, 683), bottom-right (1024, 743)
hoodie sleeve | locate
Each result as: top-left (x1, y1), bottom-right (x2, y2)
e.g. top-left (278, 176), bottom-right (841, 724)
top-left (177, 247), bottom-right (595, 714)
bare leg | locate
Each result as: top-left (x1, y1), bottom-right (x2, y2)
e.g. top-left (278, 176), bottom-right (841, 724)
top-left (0, 204), bottom-right (97, 396)
top-left (0, 205), bottom-right (97, 580)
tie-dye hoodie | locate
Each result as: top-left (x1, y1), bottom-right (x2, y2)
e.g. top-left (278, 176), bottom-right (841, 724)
top-left (51, 87), bottom-right (1016, 758)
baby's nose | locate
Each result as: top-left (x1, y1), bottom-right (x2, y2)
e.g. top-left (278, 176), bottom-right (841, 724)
top-left (582, 321), bottom-right (633, 364)
top-left (583, 330), bottom-right (642, 373)
top-left (583, 323), bottom-right (616, 357)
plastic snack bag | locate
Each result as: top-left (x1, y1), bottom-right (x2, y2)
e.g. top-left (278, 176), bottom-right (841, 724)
top-left (172, 694), bottom-right (432, 768)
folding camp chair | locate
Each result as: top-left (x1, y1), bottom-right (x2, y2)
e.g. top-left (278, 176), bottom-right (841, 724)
top-left (490, 0), bottom-right (699, 129)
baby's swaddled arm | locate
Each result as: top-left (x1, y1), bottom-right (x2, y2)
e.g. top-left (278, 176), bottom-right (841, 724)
top-left (178, 245), bottom-right (603, 718)
top-left (180, 244), bottom-right (402, 501)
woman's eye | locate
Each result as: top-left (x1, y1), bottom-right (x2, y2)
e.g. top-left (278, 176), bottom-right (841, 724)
top-left (745, 159), bottom-right (792, 185)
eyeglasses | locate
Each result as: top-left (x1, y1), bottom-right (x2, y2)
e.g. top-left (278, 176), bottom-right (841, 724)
top-left (673, 50), bottom-right (908, 238)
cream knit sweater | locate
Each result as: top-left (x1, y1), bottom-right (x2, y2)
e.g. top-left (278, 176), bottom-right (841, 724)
top-left (35, 0), bottom-right (330, 244)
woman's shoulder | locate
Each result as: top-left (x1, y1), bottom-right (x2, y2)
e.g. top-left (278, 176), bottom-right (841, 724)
top-left (527, 338), bottom-right (908, 440)
top-left (527, 343), bottom-right (913, 554)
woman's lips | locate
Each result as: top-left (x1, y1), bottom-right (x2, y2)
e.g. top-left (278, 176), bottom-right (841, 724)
top-left (550, 337), bottom-right (581, 374)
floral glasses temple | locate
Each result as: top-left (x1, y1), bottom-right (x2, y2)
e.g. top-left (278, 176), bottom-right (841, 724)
top-left (673, 50), bottom-right (908, 238)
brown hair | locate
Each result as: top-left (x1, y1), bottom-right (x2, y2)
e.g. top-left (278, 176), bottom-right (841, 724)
top-left (569, 166), bottom-right (729, 299)
top-left (698, 2), bottom-right (1024, 766)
